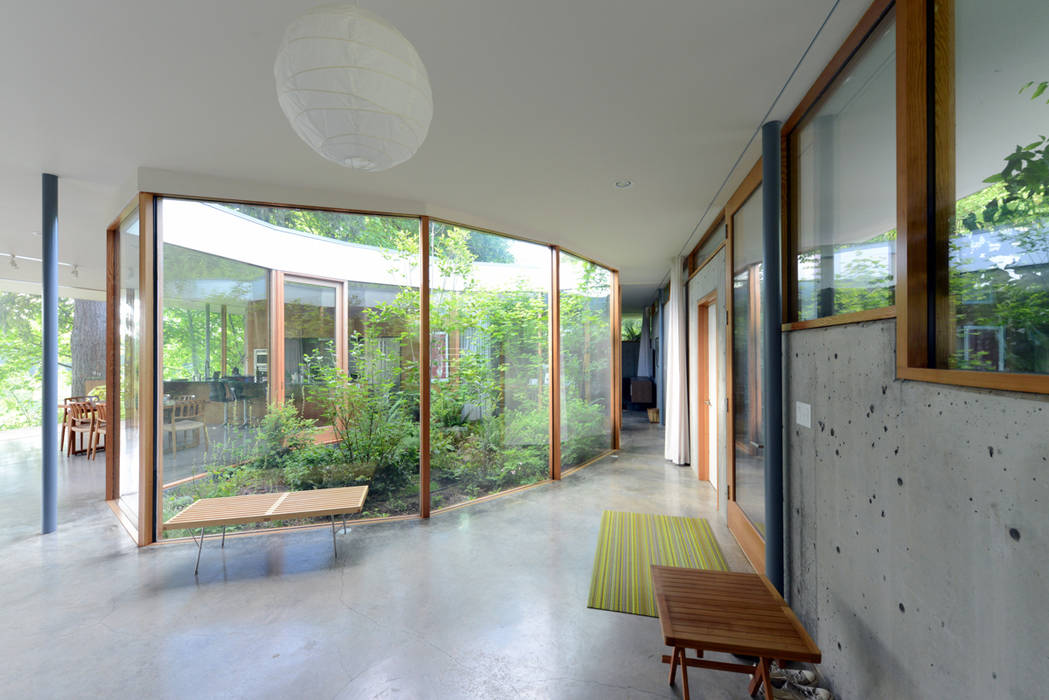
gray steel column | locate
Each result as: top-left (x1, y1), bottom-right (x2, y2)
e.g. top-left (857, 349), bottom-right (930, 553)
top-left (761, 122), bottom-right (784, 593)
top-left (42, 173), bottom-right (58, 534)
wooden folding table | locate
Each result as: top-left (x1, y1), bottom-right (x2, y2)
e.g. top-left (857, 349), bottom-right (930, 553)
top-left (651, 566), bottom-right (821, 700)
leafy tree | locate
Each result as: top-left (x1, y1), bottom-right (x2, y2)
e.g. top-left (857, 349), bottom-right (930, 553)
top-left (949, 82), bottom-right (1049, 373)
top-left (621, 318), bottom-right (642, 341)
top-left (0, 292), bottom-right (74, 429)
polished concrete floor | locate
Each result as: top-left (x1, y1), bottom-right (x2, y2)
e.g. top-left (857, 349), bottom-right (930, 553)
top-left (1, 411), bottom-right (755, 699)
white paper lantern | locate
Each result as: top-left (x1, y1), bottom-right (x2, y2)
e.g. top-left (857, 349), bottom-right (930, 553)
top-left (274, 4), bottom-right (433, 172)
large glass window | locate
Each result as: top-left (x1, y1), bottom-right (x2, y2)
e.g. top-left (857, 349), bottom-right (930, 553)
top-left (159, 238), bottom-right (270, 489)
top-left (944, 0), bottom-right (1049, 374)
top-left (118, 209), bottom-right (141, 524)
top-left (429, 222), bottom-right (551, 508)
top-left (559, 251), bottom-right (613, 470)
top-left (160, 198), bottom-right (421, 537)
top-left (128, 195), bottom-right (618, 541)
top-left (692, 221), bottom-right (726, 272)
top-left (732, 186), bottom-right (766, 534)
top-left (794, 12), bottom-right (896, 321)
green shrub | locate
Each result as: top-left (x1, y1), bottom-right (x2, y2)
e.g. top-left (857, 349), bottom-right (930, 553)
top-left (282, 443), bottom-right (373, 490)
top-left (252, 402), bottom-right (318, 471)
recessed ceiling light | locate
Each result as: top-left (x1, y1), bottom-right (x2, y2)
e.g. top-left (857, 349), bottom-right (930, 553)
top-left (615, 180), bottom-right (632, 189)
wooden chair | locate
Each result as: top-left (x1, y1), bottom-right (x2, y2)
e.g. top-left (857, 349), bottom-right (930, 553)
top-left (66, 401), bottom-right (95, 457)
top-left (60, 396), bottom-right (91, 452)
top-left (88, 402), bottom-right (108, 461)
top-left (165, 398), bottom-right (209, 456)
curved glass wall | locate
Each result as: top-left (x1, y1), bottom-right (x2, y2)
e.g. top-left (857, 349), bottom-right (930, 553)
top-left (559, 251), bottom-right (613, 470)
top-left (117, 195), bottom-right (615, 541)
top-left (428, 221), bottom-right (551, 508)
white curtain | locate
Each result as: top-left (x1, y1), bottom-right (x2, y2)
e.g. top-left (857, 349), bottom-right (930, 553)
top-left (637, 308), bottom-right (653, 377)
top-left (664, 257), bottom-right (689, 464)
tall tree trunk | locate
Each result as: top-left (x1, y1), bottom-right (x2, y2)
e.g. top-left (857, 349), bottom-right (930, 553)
top-left (71, 299), bottom-right (106, 396)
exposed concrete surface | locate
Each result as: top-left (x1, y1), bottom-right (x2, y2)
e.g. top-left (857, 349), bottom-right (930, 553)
top-left (785, 319), bottom-right (1049, 698)
top-left (0, 412), bottom-right (755, 699)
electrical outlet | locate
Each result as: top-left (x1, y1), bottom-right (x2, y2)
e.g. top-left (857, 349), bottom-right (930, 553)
top-left (795, 401), bottom-right (812, 428)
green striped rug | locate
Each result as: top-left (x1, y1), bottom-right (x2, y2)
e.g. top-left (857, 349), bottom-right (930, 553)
top-left (587, 511), bottom-right (728, 617)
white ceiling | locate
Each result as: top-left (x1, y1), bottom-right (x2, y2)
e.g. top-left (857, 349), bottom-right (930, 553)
top-left (0, 0), bottom-right (872, 310)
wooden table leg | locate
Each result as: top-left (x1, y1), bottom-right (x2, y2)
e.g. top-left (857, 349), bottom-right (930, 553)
top-left (668, 646), bottom-right (680, 685)
top-left (746, 657), bottom-right (773, 699)
top-left (760, 658), bottom-right (775, 700)
top-left (679, 647), bottom-right (690, 700)
top-left (747, 658), bottom-right (764, 697)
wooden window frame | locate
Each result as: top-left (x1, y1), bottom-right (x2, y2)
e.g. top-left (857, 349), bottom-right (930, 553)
top-left (724, 159), bottom-right (767, 572)
top-left (779, 0), bottom-right (1046, 391)
top-left (687, 213), bottom-right (726, 277)
top-left (895, 0), bottom-right (1049, 394)
top-left (780, 0), bottom-right (897, 330)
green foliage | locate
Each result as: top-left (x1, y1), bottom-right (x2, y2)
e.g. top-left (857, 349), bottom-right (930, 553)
top-left (430, 221), bottom-right (513, 263)
top-left (0, 292), bottom-right (74, 430)
top-left (621, 318), bottom-right (642, 341)
top-left (561, 396), bottom-right (610, 467)
top-left (221, 203), bottom-right (417, 249)
top-left (282, 443), bottom-right (372, 490)
top-left (949, 82), bottom-right (1049, 373)
top-left (1020, 80), bottom-right (1049, 103)
top-left (163, 210), bottom-right (615, 526)
top-left (558, 254), bottom-right (613, 467)
top-left (305, 359), bottom-right (420, 499)
top-left (961, 136), bottom-right (1049, 236)
top-left (252, 401), bottom-right (318, 470)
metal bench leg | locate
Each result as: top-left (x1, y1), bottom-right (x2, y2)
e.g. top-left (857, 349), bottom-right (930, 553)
top-left (330, 515), bottom-right (337, 559)
top-left (194, 527), bottom-right (205, 575)
top-left (221, 526), bottom-right (226, 548)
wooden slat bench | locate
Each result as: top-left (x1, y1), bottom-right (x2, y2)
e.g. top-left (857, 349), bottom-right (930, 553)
top-left (164, 485), bottom-right (369, 574)
top-left (651, 566), bottom-right (821, 700)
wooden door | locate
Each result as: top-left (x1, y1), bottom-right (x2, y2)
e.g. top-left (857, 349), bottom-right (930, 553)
top-left (695, 301), bottom-right (710, 482)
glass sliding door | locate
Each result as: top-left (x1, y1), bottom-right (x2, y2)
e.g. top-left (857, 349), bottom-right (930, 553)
top-left (732, 185), bottom-right (766, 537)
top-left (284, 277), bottom-right (342, 422)
top-left (428, 221), bottom-right (551, 508)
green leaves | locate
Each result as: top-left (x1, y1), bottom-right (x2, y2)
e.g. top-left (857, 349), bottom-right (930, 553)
top-left (1020, 80), bottom-right (1049, 103)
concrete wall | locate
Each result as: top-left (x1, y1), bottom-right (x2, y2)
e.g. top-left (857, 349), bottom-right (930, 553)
top-left (785, 318), bottom-right (1049, 698)
top-left (687, 249), bottom-right (727, 516)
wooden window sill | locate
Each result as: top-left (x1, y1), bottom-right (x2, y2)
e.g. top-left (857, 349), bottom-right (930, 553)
top-left (782, 306), bottom-right (896, 332)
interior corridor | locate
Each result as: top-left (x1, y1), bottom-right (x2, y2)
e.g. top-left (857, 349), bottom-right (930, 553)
top-left (0, 411), bottom-right (752, 699)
